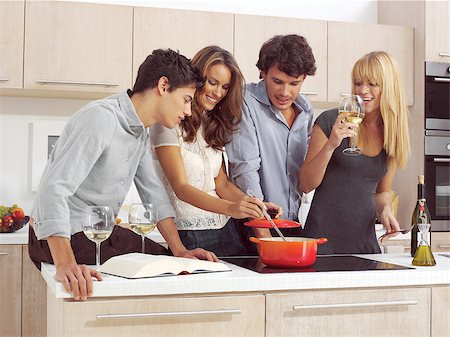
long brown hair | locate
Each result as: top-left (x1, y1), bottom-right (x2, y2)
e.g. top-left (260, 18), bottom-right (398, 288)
top-left (179, 46), bottom-right (245, 150)
top-left (352, 51), bottom-right (410, 168)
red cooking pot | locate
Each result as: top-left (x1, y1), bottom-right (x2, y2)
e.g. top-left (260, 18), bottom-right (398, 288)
top-left (249, 237), bottom-right (328, 268)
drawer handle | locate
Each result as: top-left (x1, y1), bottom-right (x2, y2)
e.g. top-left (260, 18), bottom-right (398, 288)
top-left (438, 53), bottom-right (450, 57)
top-left (0, 252), bottom-right (8, 256)
top-left (96, 308), bottom-right (242, 320)
top-left (293, 300), bottom-right (418, 311)
top-left (438, 245), bottom-right (450, 248)
top-left (299, 91), bottom-right (318, 96)
top-left (0, 77), bottom-right (9, 82)
top-left (36, 80), bottom-right (119, 87)
top-left (434, 158), bottom-right (450, 162)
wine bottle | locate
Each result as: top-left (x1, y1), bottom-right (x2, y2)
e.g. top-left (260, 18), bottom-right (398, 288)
top-left (411, 175), bottom-right (432, 257)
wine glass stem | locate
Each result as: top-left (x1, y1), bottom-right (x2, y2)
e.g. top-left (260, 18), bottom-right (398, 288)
top-left (141, 235), bottom-right (145, 254)
top-left (349, 129), bottom-right (356, 150)
top-left (96, 242), bottom-right (101, 271)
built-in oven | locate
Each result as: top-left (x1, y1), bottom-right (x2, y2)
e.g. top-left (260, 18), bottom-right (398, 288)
top-left (424, 61), bottom-right (450, 231)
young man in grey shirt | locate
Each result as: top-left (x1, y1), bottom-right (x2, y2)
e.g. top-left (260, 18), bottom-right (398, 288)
top-left (226, 35), bottom-right (317, 249)
top-left (30, 49), bottom-right (217, 301)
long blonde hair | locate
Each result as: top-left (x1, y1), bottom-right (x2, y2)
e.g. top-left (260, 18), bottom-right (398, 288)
top-left (351, 51), bottom-right (410, 168)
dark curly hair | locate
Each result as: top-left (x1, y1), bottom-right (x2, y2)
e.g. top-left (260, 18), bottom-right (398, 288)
top-left (179, 46), bottom-right (245, 151)
top-left (133, 48), bottom-right (204, 94)
top-left (256, 34), bottom-right (316, 78)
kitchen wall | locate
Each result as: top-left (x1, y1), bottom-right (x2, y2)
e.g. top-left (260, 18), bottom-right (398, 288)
top-left (0, 0), bottom-right (378, 213)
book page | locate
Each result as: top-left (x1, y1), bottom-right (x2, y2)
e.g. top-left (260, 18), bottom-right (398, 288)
top-left (101, 253), bottom-right (231, 279)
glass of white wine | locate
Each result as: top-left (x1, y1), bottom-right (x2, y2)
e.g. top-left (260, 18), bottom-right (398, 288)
top-left (338, 94), bottom-right (365, 156)
top-left (82, 206), bottom-right (115, 271)
top-left (128, 203), bottom-right (157, 254)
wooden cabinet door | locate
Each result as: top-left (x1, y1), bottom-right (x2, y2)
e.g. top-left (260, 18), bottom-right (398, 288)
top-left (234, 14), bottom-right (327, 102)
top-left (426, 1), bottom-right (450, 62)
top-left (24, 1), bottom-right (132, 93)
top-left (0, 245), bottom-right (22, 337)
top-left (431, 232), bottom-right (450, 252)
top-left (266, 288), bottom-right (430, 337)
top-left (0, 0), bottom-right (24, 89)
top-left (133, 8), bottom-right (233, 83)
top-left (328, 21), bottom-right (414, 105)
top-left (49, 294), bottom-right (264, 337)
top-left (432, 287), bottom-right (450, 337)
top-left (22, 245), bottom-right (47, 337)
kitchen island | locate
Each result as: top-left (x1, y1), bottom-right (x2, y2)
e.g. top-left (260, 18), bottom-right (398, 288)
top-left (42, 254), bottom-right (450, 337)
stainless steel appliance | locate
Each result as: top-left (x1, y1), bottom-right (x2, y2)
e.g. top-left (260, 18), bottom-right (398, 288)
top-left (424, 61), bottom-right (450, 231)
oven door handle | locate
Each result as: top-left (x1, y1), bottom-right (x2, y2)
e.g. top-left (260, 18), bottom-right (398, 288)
top-left (433, 158), bottom-right (450, 162)
top-left (433, 77), bottom-right (450, 83)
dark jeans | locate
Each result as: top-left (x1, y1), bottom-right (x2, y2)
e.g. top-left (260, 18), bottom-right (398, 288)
top-left (28, 225), bottom-right (169, 270)
top-left (178, 218), bottom-right (247, 257)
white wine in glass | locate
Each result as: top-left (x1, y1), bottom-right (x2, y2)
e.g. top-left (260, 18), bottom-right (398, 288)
top-left (82, 206), bottom-right (115, 271)
top-left (338, 94), bottom-right (365, 156)
top-left (128, 203), bottom-right (157, 254)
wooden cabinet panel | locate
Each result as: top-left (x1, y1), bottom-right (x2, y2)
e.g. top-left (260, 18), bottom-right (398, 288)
top-left (0, 245), bottom-right (22, 337)
top-left (432, 287), bottom-right (450, 337)
top-left (328, 21), bottom-right (414, 105)
top-left (234, 14), bottom-right (327, 102)
top-left (426, 1), bottom-right (450, 62)
top-left (22, 245), bottom-right (47, 337)
top-left (431, 232), bottom-right (450, 252)
top-left (48, 294), bottom-right (264, 337)
top-left (24, 1), bottom-right (132, 93)
top-left (267, 288), bottom-right (430, 337)
top-left (133, 8), bottom-right (233, 82)
top-left (0, 0), bottom-right (24, 89)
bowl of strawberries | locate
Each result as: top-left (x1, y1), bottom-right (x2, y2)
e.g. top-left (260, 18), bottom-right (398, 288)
top-left (0, 204), bottom-right (29, 233)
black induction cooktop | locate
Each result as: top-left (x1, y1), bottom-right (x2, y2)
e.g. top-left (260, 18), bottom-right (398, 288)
top-left (221, 255), bottom-right (413, 274)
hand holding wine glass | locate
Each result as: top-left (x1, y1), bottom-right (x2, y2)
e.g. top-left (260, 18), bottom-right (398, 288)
top-left (82, 206), bottom-right (115, 271)
top-left (338, 94), bottom-right (365, 156)
top-left (128, 203), bottom-right (158, 254)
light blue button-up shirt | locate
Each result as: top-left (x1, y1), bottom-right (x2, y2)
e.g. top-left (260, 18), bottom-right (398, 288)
top-left (32, 91), bottom-right (175, 240)
top-left (225, 81), bottom-right (313, 220)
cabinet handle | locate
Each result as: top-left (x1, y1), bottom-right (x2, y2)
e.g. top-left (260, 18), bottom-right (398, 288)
top-left (0, 252), bottom-right (8, 256)
top-left (0, 77), bottom-right (9, 82)
top-left (300, 91), bottom-right (318, 96)
top-left (434, 158), bottom-right (450, 162)
top-left (438, 53), bottom-right (450, 57)
top-left (96, 308), bottom-right (242, 320)
top-left (438, 245), bottom-right (450, 248)
top-left (293, 300), bottom-right (418, 311)
top-left (36, 80), bottom-right (119, 87)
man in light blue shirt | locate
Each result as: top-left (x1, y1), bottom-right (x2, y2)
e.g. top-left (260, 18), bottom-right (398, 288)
top-left (226, 35), bottom-right (316, 245)
top-left (30, 49), bottom-right (217, 301)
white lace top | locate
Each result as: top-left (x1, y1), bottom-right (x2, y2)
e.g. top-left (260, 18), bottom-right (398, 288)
top-left (150, 124), bottom-right (230, 230)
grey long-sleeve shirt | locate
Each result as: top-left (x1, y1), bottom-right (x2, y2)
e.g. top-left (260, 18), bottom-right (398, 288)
top-left (32, 90), bottom-right (175, 240)
top-left (225, 81), bottom-right (313, 220)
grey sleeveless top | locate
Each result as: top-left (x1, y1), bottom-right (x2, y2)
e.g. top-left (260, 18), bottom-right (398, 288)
top-left (302, 109), bottom-right (386, 254)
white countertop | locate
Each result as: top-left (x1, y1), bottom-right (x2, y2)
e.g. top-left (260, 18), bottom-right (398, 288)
top-left (42, 253), bottom-right (450, 299)
top-left (0, 224), bottom-right (29, 245)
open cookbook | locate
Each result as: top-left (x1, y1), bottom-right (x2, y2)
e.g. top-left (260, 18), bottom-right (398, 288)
top-left (100, 253), bottom-right (231, 279)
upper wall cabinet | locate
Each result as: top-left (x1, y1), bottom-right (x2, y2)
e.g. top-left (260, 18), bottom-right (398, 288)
top-left (24, 1), bottom-right (133, 93)
top-left (328, 21), bottom-right (414, 105)
top-left (133, 8), bottom-right (233, 83)
top-left (234, 14), bottom-right (327, 102)
top-left (426, 1), bottom-right (450, 62)
top-left (0, 0), bottom-right (24, 89)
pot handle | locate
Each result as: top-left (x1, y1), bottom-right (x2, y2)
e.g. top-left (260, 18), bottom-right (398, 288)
top-left (249, 237), bottom-right (261, 244)
top-left (316, 238), bottom-right (328, 245)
